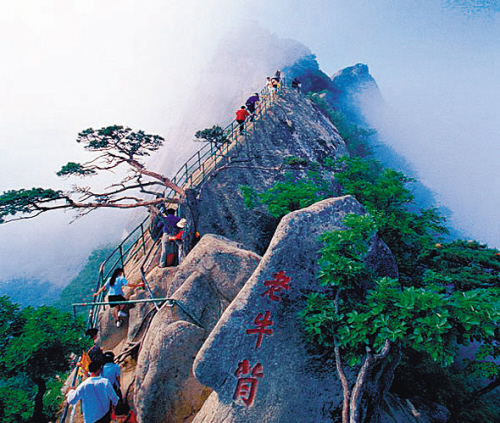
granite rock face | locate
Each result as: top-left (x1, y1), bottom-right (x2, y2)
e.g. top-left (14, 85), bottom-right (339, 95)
top-left (134, 235), bottom-right (261, 423)
top-left (330, 63), bottom-right (384, 121)
top-left (98, 265), bottom-right (177, 351)
top-left (375, 393), bottom-right (451, 423)
top-left (195, 88), bottom-right (348, 255)
top-left (192, 196), bottom-right (397, 422)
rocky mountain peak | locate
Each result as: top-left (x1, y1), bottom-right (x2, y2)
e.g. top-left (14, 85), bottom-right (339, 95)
top-left (330, 62), bottom-right (384, 121)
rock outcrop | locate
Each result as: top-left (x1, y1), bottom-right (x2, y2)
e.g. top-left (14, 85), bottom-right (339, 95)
top-left (195, 88), bottom-right (348, 255)
top-left (133, 235), bottom-right (261, 423)
top-left (376, 394), bottom-right (451, 423)
top-left (192, 196), bottom-right (398, 422)
top-left (330, 63), bottom-right (383, 120)
top-left (94, 59), bottom-right (450, 422)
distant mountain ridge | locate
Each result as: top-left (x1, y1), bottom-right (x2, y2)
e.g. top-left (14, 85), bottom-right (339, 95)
top-left (0, 277), bottom-right (61, 308)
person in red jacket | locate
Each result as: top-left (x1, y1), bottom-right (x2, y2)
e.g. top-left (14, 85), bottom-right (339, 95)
top-left (169, 218), bottom-right (186, 265)
top-left (235, 106), bottom-right (251, 134)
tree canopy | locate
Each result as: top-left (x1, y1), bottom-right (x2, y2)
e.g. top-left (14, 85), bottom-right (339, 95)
top-left (0, 126), bottom-right (183, 224)
top-left (194, 125), bottom-right (229, 146)
top-left (0, 296), bottom-right (89, 423)
top-left (249, 150), bottom-right (500, 421)
top-left (300, 214), bottom-right (500, 422)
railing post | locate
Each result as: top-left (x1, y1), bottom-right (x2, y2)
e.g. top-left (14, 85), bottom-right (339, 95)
top-left (90, 78), bottom-right (276, 327)
top-left (140, 222), bottom-right (146, 255)
top-left (65, 80), bottom-right (282, 423)
top-left (119, 244), bottom-right (124, 268)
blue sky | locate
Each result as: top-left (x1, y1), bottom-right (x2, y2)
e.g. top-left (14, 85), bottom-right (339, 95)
top-left (0, 0), bottom-right (498, 286)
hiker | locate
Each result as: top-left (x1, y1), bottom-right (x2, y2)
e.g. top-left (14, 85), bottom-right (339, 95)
top-left (266, 77), bottom-right (276, 96)
top-left (88, 345), bottom-right (105, 367)
top-left (66, 361), bottom-right (119, 423)
top-left (291, 77), bottom-right (301, 91)
top-left (235, 106), bottom-right (251, 134)
top-left (169, 218), bottom-right (187, 265)
top-left (271, 71), bottom-right (280, 90)
top-left (102, 351), bottom-right (122, 400)
top-left (150, 199), bottom-right (167, 242)
top-left (93, 268), bottom-right (134, 328)
top-left (245, 93), bottom-right (260, 118)
top-left (113, 400), bottom-right (138, 423)
top-left (85, 328), bottom-right (99, 343)
top-left (77, 329), bottom-right (105, 377)
top-left (76, 344), bottom-right (106, 378)
top-left (157, 208), bottom-right (180, 267)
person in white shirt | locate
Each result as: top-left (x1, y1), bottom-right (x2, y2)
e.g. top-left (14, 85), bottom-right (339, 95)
top-left (66, 361), bottom-right (119, 423)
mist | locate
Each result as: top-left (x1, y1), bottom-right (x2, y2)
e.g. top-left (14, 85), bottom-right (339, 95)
top-left (1, 1), bottom-right (499, 291)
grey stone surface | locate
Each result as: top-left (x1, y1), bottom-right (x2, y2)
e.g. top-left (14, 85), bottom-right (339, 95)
top-left (375, 393), bottom-right (450, 423)
top-left (195, 89), bottom-right (348, 255)
top-left (134, 234), bottom-right (261, 423)
top-left (193, 196), bottom-right (397, 422)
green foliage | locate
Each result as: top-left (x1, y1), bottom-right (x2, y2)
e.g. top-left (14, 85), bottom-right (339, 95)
top-left (1, 306), bottom-right (87, 380)
top-left (57, 162), bottom-right (96, 177)
top-left (0, 376), bottom-right (67, 423)
top-left (0, 379), bottom-right (33, 423)
top-left (318, 214), bottom-right (377, 289)
top-left (283, 155), bottom-right (309, 166)
top-left (195, 125), bottom-right (229, 146)
top-left (0, 124), bottom-right (173, 223)
top-left (0, 296), bottom-right (25, 367)
top-left (0, 188), bottom-right (63, 223)
top-left (257, 172), bottom-right (333, 218)
top-left (309, 93), bottom-right (376, 157)
top-left (392, 348), bottom-right (500, 422)
top-left (240, 157), bottom-right (331, 216)
top-left (77, 125), bottom-right (164, 156)
top-left (42, 377), bottom-right (66, 419)
top-left (300, 213), bottom-right (500, 417)
top-left (240, 185), bottom-right (257, 209)
top-left (329, 156), bottom-right (448, 283)
top-left (419, 240), bottom-right (500, 291)
top-left (0, 296), bottom-right (90, 422)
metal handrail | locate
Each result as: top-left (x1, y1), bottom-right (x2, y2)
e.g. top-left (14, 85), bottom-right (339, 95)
top-left (87, 81), bottom-right (285, 321)
top-left (90, 80), bottom-right (285, 307)
top-left (60, 79), bottom-right (285, 423)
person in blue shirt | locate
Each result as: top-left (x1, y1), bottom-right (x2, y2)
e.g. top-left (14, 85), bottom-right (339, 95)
top-left (102, 351), bottom-right (122, 399)
top-left (94, 268), bottom-right (138, 327)
top-left (66, 361), bottom-right (119, 423)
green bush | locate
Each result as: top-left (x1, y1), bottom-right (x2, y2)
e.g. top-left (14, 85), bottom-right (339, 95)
top-left (300, 214), bottom-right (500, 419)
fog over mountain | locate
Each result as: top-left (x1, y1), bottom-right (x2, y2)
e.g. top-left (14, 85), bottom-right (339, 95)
top-left (0, 1), bottom-right (498, 293)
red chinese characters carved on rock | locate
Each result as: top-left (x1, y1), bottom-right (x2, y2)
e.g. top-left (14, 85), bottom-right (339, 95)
top-left (233, 360), bottom-right (264, 406)
top-left (246, 310), bottom-right (274, 348)
top-left (260, 270), bottom-right (291, 302)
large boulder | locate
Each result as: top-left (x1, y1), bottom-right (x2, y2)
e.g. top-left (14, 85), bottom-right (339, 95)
top-left (192, 195), bottom-right (397, 422)
top-left (98, 266), bottom-right (178, 351)
top-left (134, 234), bottom-right (261, 423)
